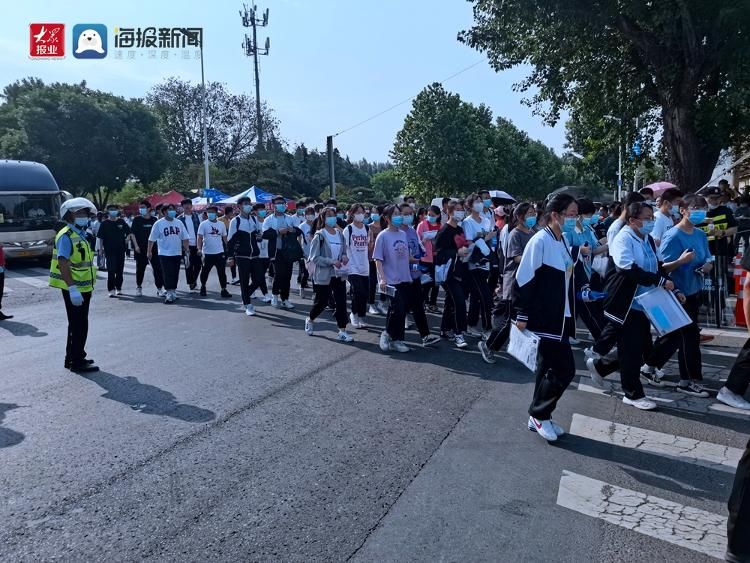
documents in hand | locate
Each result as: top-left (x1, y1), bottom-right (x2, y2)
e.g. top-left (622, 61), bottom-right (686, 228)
top-left (633, 287), bottom-right (692, 336)
top-left (508, 323), bottom-right (540, 372)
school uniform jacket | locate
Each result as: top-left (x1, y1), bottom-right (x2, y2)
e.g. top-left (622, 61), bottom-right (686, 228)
top-left (227, 215), bottom-right (261, 259)
top-left (512, 227), bottom-right (576, 341)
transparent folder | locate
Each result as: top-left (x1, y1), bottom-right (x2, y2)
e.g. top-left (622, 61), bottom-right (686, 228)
top-left (633, 287), bottom-right (692, 336)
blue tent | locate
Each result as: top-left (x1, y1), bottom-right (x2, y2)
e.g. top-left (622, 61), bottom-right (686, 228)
top-left (202, 187), bottom-right (231, 202)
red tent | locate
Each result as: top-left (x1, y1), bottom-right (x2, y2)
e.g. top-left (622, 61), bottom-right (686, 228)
top-left (148, 190), bottom-right (185, 207)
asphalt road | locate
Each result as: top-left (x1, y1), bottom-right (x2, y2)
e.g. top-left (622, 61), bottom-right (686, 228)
top-left (0, 258), bottom-right (747, 562)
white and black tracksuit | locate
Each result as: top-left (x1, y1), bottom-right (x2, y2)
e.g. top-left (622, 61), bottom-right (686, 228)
top-left (513, 227), bottom-right (576, 421)
top-left (227, 215), bottom-right (263, 305)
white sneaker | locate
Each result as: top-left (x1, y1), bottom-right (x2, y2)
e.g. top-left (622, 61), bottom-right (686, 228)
top-left (466, 325), bottom-right (483, 338)
top-left (336, 330), bottom-right (354, 343)
top-left (585, 358), bottom-right (605, 388)
top-left (281, 300), bottom-right (294, 310)
top-left (528, 417), bottom-right (558, 442)
top-left (478, 341), bottom-right (496, 364)
top-left (368, 305), bottom-right (380, 316)
top-left (421, 334), bottom-right (441, 347)
top-left (527, 417), bottom-right (565, 436)
top-left (623, 396), bottom-right (657, 410)
top-left (379, 331), bottom-right (391, 352)
top-left (640, 364), bottom-right (667, 388)
top-left (135, 287), bottom-right (143, 297)
top-left (157, 288), bottom-right (166, 297)
top-left (260, 294), bottom-right (272, 303)
top-left (389, 340), bottom-right (410, 353)
top-left (357, 316), bottom-right (368, 328)
top-left (271, 296), bottom-right (281, 308)
top-left (350, 312), bottom-right (362, 329)
top-left (584, 347), bottom-right (600, 361)
top-left (245, 304), bottom-right (256, 316)
top-left (305, 317), bottom-right (314, 336)
top-left (405, 319), bottom-right (414, 330)
top-left (230, 277), bottom-right (239, 285)
top-left (115, 289), bottom-right (122, 296)
top-left (108, 290), bottom-right (116, 298)
top-left (454, 334), bottom-right (468, 349)
top-left (717, 387), bottom-right (750, 410)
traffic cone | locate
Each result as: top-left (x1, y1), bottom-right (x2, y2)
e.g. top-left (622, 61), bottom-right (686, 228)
top-left (737, 272), bottom-right (747, 327)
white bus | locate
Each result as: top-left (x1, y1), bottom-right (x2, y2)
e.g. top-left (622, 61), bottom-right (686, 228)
top-left (0, 160), bottom-right (67, 259)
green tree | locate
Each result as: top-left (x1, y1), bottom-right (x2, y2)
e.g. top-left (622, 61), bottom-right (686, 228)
top-left (460, 0), bottom-right (750, 192)
top-left (370, 169), bottom-right (405, 202)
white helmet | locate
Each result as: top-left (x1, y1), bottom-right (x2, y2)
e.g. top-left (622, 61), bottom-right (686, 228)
top-left (60, 197), bottom-right (97, 219)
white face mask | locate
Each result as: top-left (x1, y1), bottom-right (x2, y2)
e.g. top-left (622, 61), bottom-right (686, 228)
top-left (305, 214), bottom-right (315, 222)
top-left (472, 202), bottom-right (484, 214)
top-left (453, 210), bottom-right (466, 221)
top-left (354, 213), bottom-right (365, 223)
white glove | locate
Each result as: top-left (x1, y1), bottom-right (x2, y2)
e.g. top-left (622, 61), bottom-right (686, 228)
top-left (68, 285), bottom-right (83, 306)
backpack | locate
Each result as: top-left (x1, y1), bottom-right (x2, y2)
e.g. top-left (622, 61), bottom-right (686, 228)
top-left (278, 230), bottom-right (304, 262)
top-left (345, 223), bottom-right (368, 247)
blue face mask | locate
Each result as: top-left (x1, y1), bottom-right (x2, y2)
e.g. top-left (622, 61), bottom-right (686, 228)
top-left (275, 203), bottom-right (286, 213)
top-left (242, 205), bottom-right (253, 214)
top-left (428, 215), bottom-right (438, 224)
top-left (689, 210), bottom-right (707, 225)
top-left (639, 220), bottom-right (655, 236)
top-left (483, 199), bottom-right (492, 208)
top-left (671, 205), bottom-right (680, 216)
top-left (139, 208), bottom-right (148, 216)
top-left (562, 217), bottom-right (577, 233)
top-left (336, 213), bottom-right (345, 220)
top-left (258, 210), bottom-right (267, 218)
top-left (108, 210), bottom-right (119, 218)
top-left (74, 217), bottom-right (89, 228)
top-left (525, 216), bottom-right (537, 228)
top-left (402, 214), bottom-right (414, 226)
top-left (167, 210), bottom-right (177, 218)
top-left (370, 213), bottom-right (380, 222)
top-left (207, 212), bottom-right (217, 221)
top-left (391, 216), bottom-right (404, 227)
top-left (325, 216), bottom-right (338, 228)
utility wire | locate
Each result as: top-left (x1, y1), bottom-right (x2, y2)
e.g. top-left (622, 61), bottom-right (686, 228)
top-left (332, 59), bottom-right (485, 138)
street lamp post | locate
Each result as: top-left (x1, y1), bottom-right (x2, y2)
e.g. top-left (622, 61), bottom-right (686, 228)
top-left (604, 114), bottom-right (624, 201)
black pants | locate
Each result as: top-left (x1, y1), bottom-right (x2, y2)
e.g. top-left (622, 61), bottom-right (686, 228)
top-left (200, 253), bottom-right (227, 289)
top-left (160, 255), bottom-right (182, 291)
top-left (62, 289), bottom-right (92, 365)
top-left (420, 262), bottom-right (439, 306)
top-left (528, 335), bottom-right (576, 420)
top-left (385, 282), bottom-right (415, 341)
top-left (649, 293), bottom-right (702, 381)
top-left (368, 261), bottom-right (386, 305)
top-left (297, 259), bottom-right (309, 288)
top-left (272, 258), bottom-right (293, 300)
top-left (309, 277), bottom-right (348, 328)
top-left (349, 274), bottom-right (369, 317)
top-left (486, 300), bottom-right (512, 351)
top-left (406, 278), bottom-right (431, 337)
top-left (105, 251), bottom-right (125, 291)
top-left (726, 337), bottom-right (750, 397)
top-left (467, 268), bottom-right (493, 330)
top-left (185, 246), bottom-right (202, 287)
top-left (135, 251), bottom-right (163, 289)
top-left (0, 271), bottom-right (4, 309)
top-left (594, 310), bottom-right (651, 401)
top-left (576, 298), bottom-right (606, 341)
top-left (230, 262), bottom-right (237, 280)
top-left (441, 275), bottom-right (468, 334)
top-left (728, 438), bottom-right (750, 560)
top-left (592, 319), bottom-right (620, 356)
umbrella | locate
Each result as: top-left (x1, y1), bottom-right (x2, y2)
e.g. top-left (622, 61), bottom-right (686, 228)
top-left (644, 181), bottom-right (677, 196)
top-left (488, 190), bottom-right (516, 204)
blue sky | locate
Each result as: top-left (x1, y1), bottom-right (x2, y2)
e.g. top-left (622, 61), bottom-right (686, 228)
top-left (1, 0), bottom-right (567, 163)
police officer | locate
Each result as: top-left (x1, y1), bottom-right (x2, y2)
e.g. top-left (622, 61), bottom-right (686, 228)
top-left (49, 198), bottom-right (99, 373)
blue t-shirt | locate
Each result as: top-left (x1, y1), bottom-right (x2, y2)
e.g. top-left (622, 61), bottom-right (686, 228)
top-left (564, 225), bottom-right (599, 280)
top-left (56, 224), bottom-right (89, 260)
top-left (659, 226), bottom-right (710, 297)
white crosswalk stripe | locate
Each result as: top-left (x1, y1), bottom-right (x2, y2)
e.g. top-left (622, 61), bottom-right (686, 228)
top-left (5, 268), bottom-right (49, 289)
top-left (557, 470), bottom-right (727, 560)
top-left (569, 414), bottom-right (743, 472)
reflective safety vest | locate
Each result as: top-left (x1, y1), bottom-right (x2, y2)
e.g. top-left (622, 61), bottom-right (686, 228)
top-left (49, 226), bottom-right (96, 292)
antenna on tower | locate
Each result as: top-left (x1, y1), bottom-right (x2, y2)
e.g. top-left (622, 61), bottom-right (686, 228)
top-left (240, 3), bottom-right (271, 150)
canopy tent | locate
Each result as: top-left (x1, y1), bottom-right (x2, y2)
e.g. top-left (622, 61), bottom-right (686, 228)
top-left (217, 186), bottom-right (274, 204)
top-left (147, 190), bottom-right (185, 207)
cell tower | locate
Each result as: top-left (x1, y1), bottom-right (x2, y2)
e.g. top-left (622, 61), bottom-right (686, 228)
top-left (240, 4), bottom-right (270, 150)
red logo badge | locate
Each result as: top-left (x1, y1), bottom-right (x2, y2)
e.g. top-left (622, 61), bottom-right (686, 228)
top-left (29, 23), bottom-right (65, 58)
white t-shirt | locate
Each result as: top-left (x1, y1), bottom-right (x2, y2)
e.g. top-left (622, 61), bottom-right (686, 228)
top-left (461, 214), bottom-right (493, 271)
top-left (299, 221), bottom-right (314, 253)
top-left (197, 219), bottom-right (227, 255)
top-left (344, 223), bottom-right (369, 276)
top-left (652, 210), bottom-right (675, 245)
top-left (148, 218), bottom-right (189, 256)
top-left (607, 218), bottom-right (625, 248)
top-left (323, 229), bottom-right (344, 262)
top-left (182, 214), bottom-right (197, 245)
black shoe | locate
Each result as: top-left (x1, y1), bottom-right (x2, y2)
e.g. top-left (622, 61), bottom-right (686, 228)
top-left (220, 289), bottom-right (231, 298)
top-left (64, 358), bottom-right (95, 369)
top-left (0, 312), bottom-right (13, 320)
top-left (199, 286), bottom-right (207, 296)
top-left (69, 362), bottom-right (99, 373)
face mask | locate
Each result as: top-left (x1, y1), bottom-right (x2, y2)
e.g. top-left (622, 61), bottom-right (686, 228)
top-left (428, 215), bottom-right (438, 224)
top-left (354, 213), bottom-right (365, 223)
top-left (258, 210), bottom-right (267, 218)
top-left (275, 203), bottom-right (286, 213)
top-left (207, 212), bottom-right (217, 221)
top-left (337, 213), bottom-right (345, 220)
top-left (525, 216), bottom-right (537, 228)
top-left (453, 210), bottom-right (466, 221)
top-left (561, 216), bottom-right (577, 233)
top-left (391, 216), bottom-right (404, 227)
top-left (297, 209), bottom-right (304, 215)
top-left (688, 210), bottom-right (707, 225)
top-left (483, 199), bottom-right (492, 208)
top-left (370, 213), bottom-right (380, 222)
top-left (472, 202), bottom-right (484, 214)
top-left (108, 210), bottom-right (119, 218)
top-left (167, 210), bottom-right (177, 219)
top-left (242, 205), bottom-right (253, 214)
top-left (402, 214), bottom-right (414, 226)
top-left (305, 214), bottom-right (315, 222)
top-left (581, 216), bottom-right (594, 226)
top-left (639, 220), bottom-right (655, 236)
top-left (325, 216), bottom-right (338, 228)
top-left (74, 217), bottom-right (89, 228)
top-left (671, 205), bottom-right (680, 216)
top-left (139, 208), bottom-right (148, 216)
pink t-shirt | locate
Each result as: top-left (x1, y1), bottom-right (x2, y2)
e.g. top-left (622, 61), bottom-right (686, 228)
top-left (416, 219), bottom-right (441, 263)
